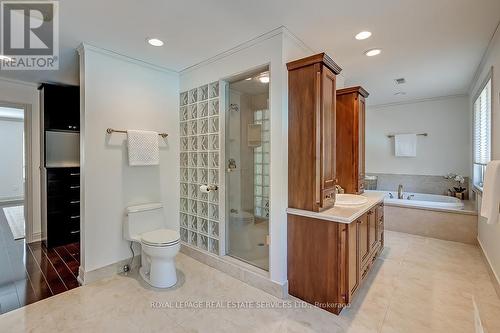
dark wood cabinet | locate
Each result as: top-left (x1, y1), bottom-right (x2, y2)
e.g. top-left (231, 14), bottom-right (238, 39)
top-left (336, 86), bottom-right (369, 194)
top-left (288, 203), bottom-right (385, 315)
top-left (39, 83), bottom-right (80, 248)
top-left (287, 53), bottom-right (342, 212)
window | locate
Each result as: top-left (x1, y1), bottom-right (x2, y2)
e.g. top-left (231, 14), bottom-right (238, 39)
top-left (473, 78), bottom-right (492, 189)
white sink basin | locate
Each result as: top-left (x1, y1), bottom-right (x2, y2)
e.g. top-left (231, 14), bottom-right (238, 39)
top-left (335, 194), bottom-right (368, 206)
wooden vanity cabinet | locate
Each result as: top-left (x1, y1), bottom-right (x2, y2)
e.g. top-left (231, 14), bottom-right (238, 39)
top-left (287, 53), bottom-right (342, 212)
top-left (336, 86), bottom-right (369, 194)
top-left (288, 204), bottom-right (385, 315)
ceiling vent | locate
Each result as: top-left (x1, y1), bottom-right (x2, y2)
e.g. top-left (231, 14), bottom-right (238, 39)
top-left (394, 78), bottom-right (406, 85)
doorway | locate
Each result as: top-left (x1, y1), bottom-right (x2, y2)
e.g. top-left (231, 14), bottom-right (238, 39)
top-left (225, 67), bottom-right (270, 271)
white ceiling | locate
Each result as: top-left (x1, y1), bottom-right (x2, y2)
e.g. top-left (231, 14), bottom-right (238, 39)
top-left (0, 0), bottom-right (499, 105)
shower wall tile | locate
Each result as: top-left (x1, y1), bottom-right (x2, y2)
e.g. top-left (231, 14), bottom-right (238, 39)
top-left (179, 82), bottom-right (221, 255)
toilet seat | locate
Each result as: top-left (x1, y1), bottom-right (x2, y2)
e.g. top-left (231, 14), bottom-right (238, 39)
top-left (141, 229), bottom-right (180, 247)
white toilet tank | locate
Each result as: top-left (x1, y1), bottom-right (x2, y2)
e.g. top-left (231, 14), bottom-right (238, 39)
top-left (124, 203), bottom-right (166, 241)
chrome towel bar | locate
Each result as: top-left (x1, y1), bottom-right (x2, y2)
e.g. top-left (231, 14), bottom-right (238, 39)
top-left (106, 128), bottom-right (168, 138)
top-left (387, 133), bottom-right (428, 138)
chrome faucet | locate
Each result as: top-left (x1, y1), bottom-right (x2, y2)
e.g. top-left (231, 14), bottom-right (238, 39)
top-left (397, 184), bottom-right (404, 199)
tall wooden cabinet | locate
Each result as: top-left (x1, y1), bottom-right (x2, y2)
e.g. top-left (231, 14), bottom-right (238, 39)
top-left (336, 86), bottom-right (369, 194)
top-left (287, 53), bottom-right (342, 212)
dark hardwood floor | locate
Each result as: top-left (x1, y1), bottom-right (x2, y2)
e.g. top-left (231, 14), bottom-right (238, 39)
top-left (0, 204), bottom-right (80, 314)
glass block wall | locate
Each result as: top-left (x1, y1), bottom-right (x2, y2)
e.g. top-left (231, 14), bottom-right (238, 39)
top-left (179, 81), bottom-right (220, 255)
top-left (253, 109), bottom-right (270, 218)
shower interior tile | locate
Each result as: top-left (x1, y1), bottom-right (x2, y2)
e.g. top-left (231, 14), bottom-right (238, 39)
top-left (180, 168), bottom-right (188, 182)
top-left (209, 116), bottom-right (219, 133)
top-left (180, 213), bottom-right (188, 228)
top-left (209, 204), bottom-right (219, 220)
top-left (198, 201), bottom-right (208, 218)
top-left (199, 135), bottom-right (208, 151)
top-left (209, 152), bottom-right (219, 168)
top-left (189, 88), bottom-right (198, 104)
top-left (198, 152), bottom-right (208, 167)
top-left (180, 106), bottom-right (188, 121)
top-left (209, 238), bottom-right (219, 254)
top-left (198, 85), bottom-right (208, 101)
top-left (209, 81), bottom-right (219, 98)
top-left (189, 199), bottom-right (197, 215)
top-left (198, 118), bottom-right (208, 134)
top-left (209, 99), bottom-right (219, 116)
top-left (198, 168), bottom-right (208, 184)
top-left (189, 184), bottom-right (198, 199)
top-left (188, 214), bottom-right (197, 230)
top-left (209, 134), bottom-right (219, 150)
top-left (180, 198), bottom-right (188, 213)
top-left (180, 122), bottom-right (188, 136)
top-left (180, 227), bottom-right (188, 242)
top-left (209, 169), bottom-right (219, 185)
top-left (180, 183), bottom-right (188, 197)
top-left (180, 153), bottom-right (188, 167)
top-left (180, 91), bottom-right (188, 106)
top-left (188, 104), bottom-right (197, 119)
top-left (198, 101), bottom-right (208, 117)
top-left (199, 192), bottom-right (208, 202)
top-left (209, 221), bottom-right (219, 237)
top-left (199, 218), bottom-right (208, 234)
top-left (199, 234), bottom-right (208, 251)
top-left (189, 231), bottom-right (198, 247)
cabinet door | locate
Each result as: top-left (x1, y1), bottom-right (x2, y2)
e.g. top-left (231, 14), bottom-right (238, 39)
top-left (321, 66), bottom-right (336, 193)
top-left (358, 214), bottom-right (369, 266)
top-left (376, 203), bottom-right (384, 247)
top-left (357, 96), bottom-right (366, 193)
top-left (368, 209), bottom-right (377, 251)
top-left (347, 221), bottom-right (359, 299)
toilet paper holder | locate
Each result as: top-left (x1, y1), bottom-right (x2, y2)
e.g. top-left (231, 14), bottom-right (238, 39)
top-left (199, 184), bottom-right (218, 193)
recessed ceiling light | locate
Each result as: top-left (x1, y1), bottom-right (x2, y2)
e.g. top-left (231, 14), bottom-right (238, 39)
top-left (0, 55), bottom-right (12, 61)
top-left (245, 77), bottom-right (252, 81)
top-left (259, 75), bottom-right (269, 83)
top-left (355, 31), bottom-right (372, 40)
top-left (365, 48), bottom-right (381, 57)
top-left (394, 91), bottom-right (406, 96)
top-left (146, 38), bottom-right (164, 47)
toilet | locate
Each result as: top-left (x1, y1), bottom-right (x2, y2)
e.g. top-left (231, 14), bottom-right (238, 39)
top-left (123, 203), bottom-right (180, 288)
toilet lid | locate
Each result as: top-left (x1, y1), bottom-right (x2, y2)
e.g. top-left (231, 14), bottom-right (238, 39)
top-left (141, 229), bottom-right (180, 246)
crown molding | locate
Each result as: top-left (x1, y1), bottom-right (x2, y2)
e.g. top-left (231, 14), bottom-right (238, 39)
top-left (77, 43), bottom-right (178, 75)
top-left (181, 26), bottom-right (316, 75)
top-left (368, 93), bottom-right (468, 109)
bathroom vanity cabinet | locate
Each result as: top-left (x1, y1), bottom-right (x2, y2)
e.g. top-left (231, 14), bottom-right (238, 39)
top-left (336, 86), bottom-right (369, 194)
top-left (287, 53), bottom-right (342, 212)
top-left (287, 196), bottom-right (385, 315)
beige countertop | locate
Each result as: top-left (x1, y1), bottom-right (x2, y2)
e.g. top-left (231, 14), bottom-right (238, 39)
top-left (286, 191), bottom-right (385, 224)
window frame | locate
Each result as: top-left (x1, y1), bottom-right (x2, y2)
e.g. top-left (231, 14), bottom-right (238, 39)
top-left (472, 68), bottom-right (493, 191)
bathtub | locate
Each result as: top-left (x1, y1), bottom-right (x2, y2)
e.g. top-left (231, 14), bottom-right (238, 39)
top-left (366, 191), bottom-right (477, 244)
top-left (378, 191), bottom-right (465, 210)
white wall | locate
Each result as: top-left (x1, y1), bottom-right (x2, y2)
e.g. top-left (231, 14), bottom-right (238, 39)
top-left (79, 45), bottom-right (179, 274)
top-left (0, 78), bottom-right (41, 241)
top-left (180, 27), bottom-right (312, 284)
top-left (366, 95), bottom-right (471, 176)
top-left (471, 24), bottom-right (500, 285)
top-left (0, 116), bottom-right (24, 201)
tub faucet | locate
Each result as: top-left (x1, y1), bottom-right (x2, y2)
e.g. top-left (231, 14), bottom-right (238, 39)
top-left (397, 184), bottom-right (404, 199)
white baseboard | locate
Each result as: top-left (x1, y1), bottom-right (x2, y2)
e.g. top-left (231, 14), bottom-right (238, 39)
top-left (78, 254), bottom-right (141, 285)
top-left (477, 236), bottom-right (500, 298)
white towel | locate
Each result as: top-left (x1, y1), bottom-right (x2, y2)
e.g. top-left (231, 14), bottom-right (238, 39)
top-left (481, 160), bottom-right (500, 224)
top-left (127, 130), bottom-right (159, 166)
top-left (394, 134), bottom-right (417, 157)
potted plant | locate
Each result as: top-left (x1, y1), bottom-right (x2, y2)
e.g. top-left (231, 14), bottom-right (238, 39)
top-left (445, 173), bottom-right (467, 200)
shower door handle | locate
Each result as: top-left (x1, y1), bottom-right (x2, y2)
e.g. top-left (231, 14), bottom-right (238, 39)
top-left (227, 158), bottom-right (237, 172)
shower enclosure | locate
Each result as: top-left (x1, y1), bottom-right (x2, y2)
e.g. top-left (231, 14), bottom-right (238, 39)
top-left (225, 68), bottom-right (270, 271)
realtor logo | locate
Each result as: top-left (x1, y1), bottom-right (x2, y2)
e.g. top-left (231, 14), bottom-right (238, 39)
top-left (1, 1), bottom-right (59, 70)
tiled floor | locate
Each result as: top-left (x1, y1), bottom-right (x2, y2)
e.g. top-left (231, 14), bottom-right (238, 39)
top-left (0, 204), bottom-right (80, 314)
top-left (0, 231), bottom-right (499, 332)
